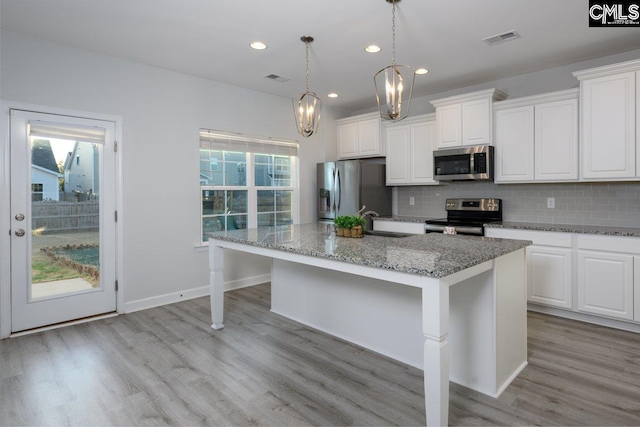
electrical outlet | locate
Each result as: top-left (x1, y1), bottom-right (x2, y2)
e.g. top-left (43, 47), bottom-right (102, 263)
top-left (547, 197), bottom-right (555, 209)
top-left (409, 197), bottom-right (415, 206)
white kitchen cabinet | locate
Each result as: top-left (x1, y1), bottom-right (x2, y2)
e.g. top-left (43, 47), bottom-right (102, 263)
top-left (337, 113), bottom-right (383, 159)
top-left (485, 228), bottom-right (573, 309)
top-left (431, 89), bottom-right (507, 149)
top-left (486, 227), bottom-right (640, 328)
top-left (635, 257), bottom-right (640, 322)
top-left (535, 98), bottom-right (579, 181)
top-left (528, 246), bottom-right (573, 309)
top-left (462, 98), bottom-right (492, 146)
top-left (373, 220), bottom-right (425, 234)
top-left (385, 114), bottom-right (438, 185)
top-left (385, 125), bottom-right (410, 184)
top-left (494, 106), bottom-right (534, 182)
top-left (435, 104), bottom-right (461, 148)
top-left (573, 60), bottom-right (640, 180)
top-left (577, 250), bottom-right (634, 321)
top-left (493, 89), bottom-right (578, 183)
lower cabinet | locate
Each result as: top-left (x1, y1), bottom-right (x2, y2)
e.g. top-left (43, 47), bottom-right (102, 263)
top-left (635, 257), bottom-right (640, 322)
top-left (528, 246), bottom-right (573, 309)
top-left (486, 227), bottom-right (640, 329)
top-left (485, 228), bottom-right (573, 309)
top-left (577, 251), bottom-right (634, 320)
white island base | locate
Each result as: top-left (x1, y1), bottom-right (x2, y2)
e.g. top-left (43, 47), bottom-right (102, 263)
top-left (209, 238), bottom-right (527, 427)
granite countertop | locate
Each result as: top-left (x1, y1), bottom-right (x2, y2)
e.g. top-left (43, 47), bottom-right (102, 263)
top-left (208, 223), bottom-right (530, 278)
top-left (485, 221), bottom-right (640, 238)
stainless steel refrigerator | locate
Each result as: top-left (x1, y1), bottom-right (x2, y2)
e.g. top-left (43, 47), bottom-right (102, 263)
top-left (317, 159), bottom-right (392, 228)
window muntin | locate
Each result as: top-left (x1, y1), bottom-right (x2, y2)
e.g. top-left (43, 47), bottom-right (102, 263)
top-left (257, 190), bottom-right (293, 227)
top-left (200, 147), bottom-right (297, 244)
top-left (255, 154), bottom-right (292, 187)
top-left (31, 183), bottom-right (44, 202)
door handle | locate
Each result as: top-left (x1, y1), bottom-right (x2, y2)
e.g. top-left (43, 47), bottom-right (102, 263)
top-left (331, 167), bottom-right (336, 211)
top-left (15, 229), bottom-right (25, 237)
top-left (336, 169), bottom-right (341, 211)
top-left (15, 213), bottom-right (25, 221)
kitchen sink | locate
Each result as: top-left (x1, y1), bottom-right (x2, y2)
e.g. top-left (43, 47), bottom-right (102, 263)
top-left (364, 230), bottom-right (414, 238)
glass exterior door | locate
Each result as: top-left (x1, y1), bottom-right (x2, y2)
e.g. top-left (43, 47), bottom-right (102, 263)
top-left (10, 110), bottom-right (117, 332)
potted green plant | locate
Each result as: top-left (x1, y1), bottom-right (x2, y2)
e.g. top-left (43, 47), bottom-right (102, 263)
top-left (334, 215), bottom-right (367, 238)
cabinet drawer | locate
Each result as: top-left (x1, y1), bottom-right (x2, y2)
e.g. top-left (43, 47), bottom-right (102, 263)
top-left (485, 228), bottom-right (571, 247)
top-left (577, 234), bottom-right (640, 255)
top-left (373, 220), bottom-right (425, 234)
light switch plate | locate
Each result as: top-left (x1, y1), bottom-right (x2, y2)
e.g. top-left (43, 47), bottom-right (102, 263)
top-left (409, 197), bottom-right (415, 206)
top-left (547, 197), bottom-right (555, 209)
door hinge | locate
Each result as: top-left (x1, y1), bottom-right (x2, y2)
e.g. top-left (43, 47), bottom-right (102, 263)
top-left (114, 210), bottom-right (118, 222)
top-left (115, 280), bottom-right (119, 292)
top-left (114, 141), bottom-right (118, 152)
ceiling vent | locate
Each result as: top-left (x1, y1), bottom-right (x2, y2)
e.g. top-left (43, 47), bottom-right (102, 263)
top-left (264, 74), bottom-right (291, 83)
top-left (483, 30), bottom-right (521, 46)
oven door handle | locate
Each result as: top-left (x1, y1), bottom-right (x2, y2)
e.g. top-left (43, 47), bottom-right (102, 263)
top-left (424, 224), bottom-right (484, 236)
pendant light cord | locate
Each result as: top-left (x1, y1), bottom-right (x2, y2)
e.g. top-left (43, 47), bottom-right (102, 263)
top-left (391, 1), bottom-right (396, 66)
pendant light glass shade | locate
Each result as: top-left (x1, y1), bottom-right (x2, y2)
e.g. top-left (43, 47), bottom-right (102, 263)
top-left (374, 0), bottom-right (415, 121)
top-left (294, 36), bottom-right (322, 137)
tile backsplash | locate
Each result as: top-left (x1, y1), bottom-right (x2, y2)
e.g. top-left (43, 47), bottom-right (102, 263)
top-left (397, 181), bottom-right (640, 228)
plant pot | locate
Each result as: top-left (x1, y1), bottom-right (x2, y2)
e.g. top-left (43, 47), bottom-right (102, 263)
top-left (350, 225), bottom-right (363, 238)
top-left (336, 227), bottom-right (345, 237)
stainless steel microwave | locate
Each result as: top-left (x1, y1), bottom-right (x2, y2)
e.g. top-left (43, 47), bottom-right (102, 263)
top-left (433, 146), bottom-right (494, 181)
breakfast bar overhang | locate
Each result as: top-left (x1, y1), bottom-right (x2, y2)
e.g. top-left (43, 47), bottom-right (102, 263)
top-left (208, 224), bottom-right (531, 426)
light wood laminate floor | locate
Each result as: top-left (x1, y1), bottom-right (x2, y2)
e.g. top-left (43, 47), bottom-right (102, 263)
top-left (2, 283), bottom-right (640, 426)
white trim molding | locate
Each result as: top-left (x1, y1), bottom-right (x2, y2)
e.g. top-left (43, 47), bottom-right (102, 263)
top-left (124, 273), bottom-right (270, 314)
top-left (0, 100), bottom-right (124, 338)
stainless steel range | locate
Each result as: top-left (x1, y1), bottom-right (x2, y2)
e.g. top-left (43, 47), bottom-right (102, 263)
top-left (425, 198), bottom-right (502, 236)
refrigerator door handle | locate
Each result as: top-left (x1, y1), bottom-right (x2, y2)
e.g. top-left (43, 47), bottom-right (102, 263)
top-left (336, 168), bottom-right (342, 211)
top-left (331, 167), bottom-right (336, 212)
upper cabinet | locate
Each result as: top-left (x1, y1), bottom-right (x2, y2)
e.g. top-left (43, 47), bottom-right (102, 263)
top-left (573, 60), bottom-right (640, 180)
top-left (384, 114), bottom-right (438, 186)
top-left (431, 89), bottom-right (507, 149)
top-left (336, 113), bottom-right (383, 159)
top-left (494, 89), bottom-right (579, 183)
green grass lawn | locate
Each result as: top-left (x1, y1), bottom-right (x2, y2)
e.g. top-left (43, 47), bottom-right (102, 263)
top-left (32, 257), bottom-right (80, 283)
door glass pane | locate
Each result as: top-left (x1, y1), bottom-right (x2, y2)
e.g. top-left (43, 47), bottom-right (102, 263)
top-left (30, 138), bottom-right (100, 300)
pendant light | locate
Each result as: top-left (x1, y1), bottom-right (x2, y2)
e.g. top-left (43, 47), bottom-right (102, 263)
top-left (374, 0), bottom-right (415, 121)
top-left (294, 36), bottom-right (322, 137)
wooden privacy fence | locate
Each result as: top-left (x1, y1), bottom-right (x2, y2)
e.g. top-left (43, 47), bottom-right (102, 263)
top-left (32, 201), bottom-right (99, 232)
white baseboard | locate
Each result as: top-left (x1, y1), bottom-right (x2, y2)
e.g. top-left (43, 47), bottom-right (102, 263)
top-left (528, 303), bottom-right (640, 333)
top-left (225, 273), bottom-right (271, 292)
top-left (124, 273), bottom-right (270, 313)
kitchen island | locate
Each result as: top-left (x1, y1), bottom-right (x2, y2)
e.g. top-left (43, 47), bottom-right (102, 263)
top-left (208, 224), bottom-right (530, 426)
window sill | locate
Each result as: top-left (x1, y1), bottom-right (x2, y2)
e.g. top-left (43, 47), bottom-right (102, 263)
top-left (194, 243), bottom-right (209, 252)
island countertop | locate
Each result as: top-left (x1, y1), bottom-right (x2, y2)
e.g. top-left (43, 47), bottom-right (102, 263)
top-left (208, 223), bottom-right (531, 278)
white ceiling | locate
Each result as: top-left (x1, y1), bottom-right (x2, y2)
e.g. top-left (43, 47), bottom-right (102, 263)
top-left (2, 0), bottom-right (640, 113)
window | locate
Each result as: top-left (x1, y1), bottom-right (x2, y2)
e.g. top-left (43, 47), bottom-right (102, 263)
top-left (199, 130), bottom-right (299, 243)
top-left (32, 183), bottom-right (44, 201)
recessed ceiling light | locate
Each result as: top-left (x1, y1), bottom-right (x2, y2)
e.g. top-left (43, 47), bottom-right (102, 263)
top-left (250, 41), bottom-right (267, 50)
top-left (328, 93), bottom-right (339, 98)
top-left (415, 68), bottom-right (429, 75)
top-left (365, 45), bottom-right (381, 53)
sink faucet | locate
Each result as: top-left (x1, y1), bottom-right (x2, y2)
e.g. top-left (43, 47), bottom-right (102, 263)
top-left (362, 210), bottom-right (379, 218)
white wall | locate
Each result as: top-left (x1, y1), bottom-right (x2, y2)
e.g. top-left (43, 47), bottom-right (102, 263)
top-left (0, 31), bottom-right (337, 308)
top-left (354, 48), bottom-right (640, 116)
top-left (31, 167), bottom-right (59, 201)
